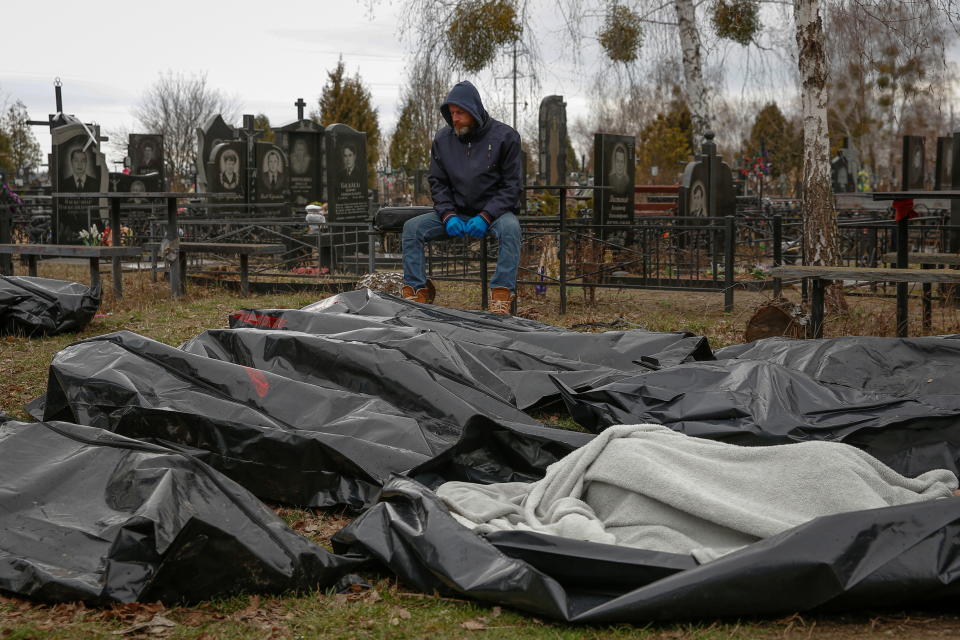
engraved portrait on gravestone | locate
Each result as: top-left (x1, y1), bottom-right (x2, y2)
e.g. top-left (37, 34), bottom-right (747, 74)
top-left (261, 149), bottom-right (285, 193)
top-left (609, 143), bottom-right (632, 197)
top-left (60, 147), bottom-right (99, 192)
top-left (137, 141), bottom-right (161, 174)
top-left (290, 138), bottom-right (311, 175)
top-left (341, 143), bottom-right (359, 180)
top-left (690, 180), bottom-right (707, 217)
top-left (219, 149), bottom-right (241, 191)
top-left (129, 180), bottom-right (147, 203)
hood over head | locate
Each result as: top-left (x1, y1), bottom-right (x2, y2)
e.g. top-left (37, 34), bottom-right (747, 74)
top-left (440, 81), bottom-right (490, 135)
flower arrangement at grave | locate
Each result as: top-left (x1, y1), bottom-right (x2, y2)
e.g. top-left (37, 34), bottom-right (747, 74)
top-left (739, 153), bottom-right (771, 180)
top-left (78, 226), bottom-right (103, 246)
top-left (0, 183), bottom-right (25, 217)
top-left (99, 225), bottom-right (134, 246)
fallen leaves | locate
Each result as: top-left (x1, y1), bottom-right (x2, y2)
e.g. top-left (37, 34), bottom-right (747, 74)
top-left (461, 605), bottom-right (503, 631)
top-left (389, 606), bottom-right (412, 625)
top-left (112, 613), bottom-right (176, 636)
top-left (333, 589), bottom-right (381, 606)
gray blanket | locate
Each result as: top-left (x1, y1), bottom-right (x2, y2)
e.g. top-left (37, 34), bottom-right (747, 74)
top-left (437, 424), bottom-right (958, 562)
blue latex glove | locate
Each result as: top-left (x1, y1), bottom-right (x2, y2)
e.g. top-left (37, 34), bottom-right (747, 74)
top-left (445, 216), bottom-right (466, 237)
top-left (465, 215), bottom-right (489, 239)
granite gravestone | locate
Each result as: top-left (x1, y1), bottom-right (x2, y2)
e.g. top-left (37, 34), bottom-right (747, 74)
top-left (593, 133), bottom-right (635, 241)
top-left (196, 115), bottom-right (237, 192)
top-left (950, 131), bottom-right (960, 252)
top-left (678, 149), bottom-right (735, 218)
top-left (275, 119), bottom-right (323, 206)
top-left (207, 141), bottom-right (245, 202)
top-left (128, 134), bottom-right (164, 182)
top-left (539, 96), bottom-right (567, 186)
top-left (935, 136), bottom-right (953, 190)
top-left (830, 138), bottom-right (859, 193)
top-left (110, 172), bottom-right (162, 207)
top-left (324, 123), bottom-right (368, 222)
top-left (902, 136), bottom-right (925, 190)
top-left (255, 142), bottom-right (289, 204)
top-left (52, 122), bottom-right (108, 244)
top-left (414, 168), bottom-right (430, 205)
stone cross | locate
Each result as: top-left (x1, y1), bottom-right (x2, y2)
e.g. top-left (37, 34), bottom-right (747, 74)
top-left (295, 98), bottom-right (306, 121)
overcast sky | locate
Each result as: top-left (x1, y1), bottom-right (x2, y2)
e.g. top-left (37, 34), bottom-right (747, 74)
top-left (1, 0), bottom-right (806, 168)
top-left (1, 0), bottom-right (594, 164)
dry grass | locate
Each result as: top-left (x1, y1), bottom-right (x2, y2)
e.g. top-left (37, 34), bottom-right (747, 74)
top-left (2, 260), bottom-right (960, 638)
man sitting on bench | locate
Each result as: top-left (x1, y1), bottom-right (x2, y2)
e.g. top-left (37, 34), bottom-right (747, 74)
top-left (401, 81), bottom-right (523, 315)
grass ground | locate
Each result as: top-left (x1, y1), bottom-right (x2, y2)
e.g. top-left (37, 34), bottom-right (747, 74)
top-left (2, 261), bottom-right (960, 639)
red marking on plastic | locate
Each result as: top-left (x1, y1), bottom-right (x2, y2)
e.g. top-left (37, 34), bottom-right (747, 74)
top-left (231, 311), bottom-right (287, 329)
top-left (244, 367), bottom-right (270, 398)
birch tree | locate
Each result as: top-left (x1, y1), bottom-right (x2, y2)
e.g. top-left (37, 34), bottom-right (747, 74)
top-left (795, 0), bottom-right (847, 310)
top-left (673, 0), bottom-right (710, 142)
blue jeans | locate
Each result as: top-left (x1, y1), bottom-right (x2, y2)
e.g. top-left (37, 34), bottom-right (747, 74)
top-left (402, 212), bottom-right (521, 292)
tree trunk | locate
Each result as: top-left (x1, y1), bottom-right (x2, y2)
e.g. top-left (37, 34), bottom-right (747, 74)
top-left (795, 0), bottom-right (846, 312)
top-left (674, 0), bottom-right (710, 142)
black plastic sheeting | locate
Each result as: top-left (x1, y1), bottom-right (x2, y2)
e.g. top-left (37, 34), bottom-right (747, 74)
top-left (0, 418), bottom-right (360, 604)
top-left (556, 335), bottom-right (960, 478)
top-left (35, 330), bottom-right (591, 509)
top-left (228, 290), bottom-right (713, 410)
top-left (19, 290), bottom-right (960, 620)
top-left (0, 275), bottom-right (99, 336)
top-left (333, 475), bottom-right (960, 622)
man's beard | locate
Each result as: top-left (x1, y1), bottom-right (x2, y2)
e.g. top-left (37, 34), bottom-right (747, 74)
top-left (455, 124), bottom-right (473, 138)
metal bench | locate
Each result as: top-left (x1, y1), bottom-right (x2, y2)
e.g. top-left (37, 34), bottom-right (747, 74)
top-left (0, 244), bottom-right (143, 297)
top-left (143, 241), bottom-right (286, 297)
top-left (770, 264), bottom-right (960, 338)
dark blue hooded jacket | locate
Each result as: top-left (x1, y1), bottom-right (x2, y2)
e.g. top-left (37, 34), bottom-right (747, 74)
top-left (429, 81), bottom-right (522, 224)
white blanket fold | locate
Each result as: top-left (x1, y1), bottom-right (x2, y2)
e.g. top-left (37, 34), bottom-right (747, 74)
top-left (437, 424), bottom-right (958, 563)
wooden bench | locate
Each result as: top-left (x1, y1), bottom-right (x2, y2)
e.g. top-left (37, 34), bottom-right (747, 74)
top-left (143, 241), bottom-right (286, 297)
top-left (0, 243), bottom-right (143, 298)
top-left (880, 252), bottom-right (960, 266)
top-left (880, 252), bottom-right (960, 320)
top-left (770, 265), bottom-right (960, 338)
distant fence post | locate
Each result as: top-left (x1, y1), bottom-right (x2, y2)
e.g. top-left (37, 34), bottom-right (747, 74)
top-left (724, 215), bottom-right (735, 312)
top-left (0, 202), bottom-right (11, 275)
top-left (559, 186), bottom-right (568, 314)
top-left (773, 214), bottom-right (782, 299)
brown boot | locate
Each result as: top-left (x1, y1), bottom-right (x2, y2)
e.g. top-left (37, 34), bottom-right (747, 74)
top-left (489, 287), bottom-right (514, 315)
top-left (400, 279), bottom-right (437, 304)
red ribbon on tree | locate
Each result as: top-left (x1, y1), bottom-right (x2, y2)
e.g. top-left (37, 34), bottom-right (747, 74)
top-left (892, 199), bottom-right (917, 222)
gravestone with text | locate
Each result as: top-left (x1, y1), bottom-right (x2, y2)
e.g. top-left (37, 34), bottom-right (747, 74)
top-left (324, 123), bottom-right (368, 222)
top-left (52, 121), bottom-right (108, 244)
top-left (128, 134), bottom-right (164, 184)
top-left (275, 118), bottom-right (323, 207)
top-left (593, 133), bottom-right (635, 242)
top-left (196, 115), bottom-right (238, 192)
top-left (255, 142), bottom-right (289, 204)
top-left (539, 96), bottom-right (567, 186)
